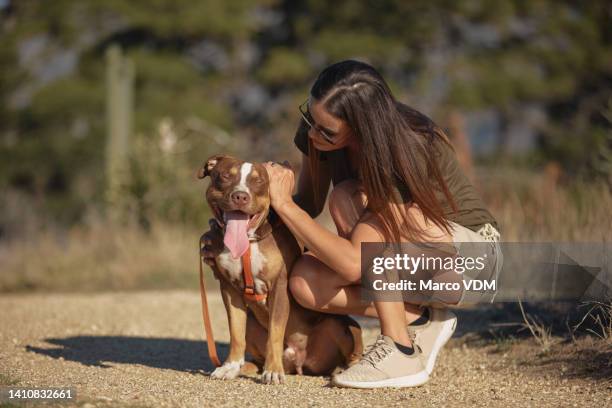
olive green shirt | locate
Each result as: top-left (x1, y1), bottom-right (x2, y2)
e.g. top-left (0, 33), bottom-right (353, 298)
top-left (294, 126), bottom-right (499, 232)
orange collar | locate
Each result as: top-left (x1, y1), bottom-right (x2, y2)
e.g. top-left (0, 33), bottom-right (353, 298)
top-left (241, 245), bottom-right (267, 302)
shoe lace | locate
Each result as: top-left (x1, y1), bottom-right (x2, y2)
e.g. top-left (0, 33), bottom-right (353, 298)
top-left (405, 328), bottom-right (423, 353)
top-left (361, 336), bottom-right (395, 367)
top-left (407, 328), bottom-right (417, 343)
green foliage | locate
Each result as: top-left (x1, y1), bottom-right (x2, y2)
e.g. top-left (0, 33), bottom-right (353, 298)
top-left (129, 50), bottom-right (232, 131)
top-left (257, 47), bottom-right (311, 86)
top-left (31, 77), bottom-right (104, 125)
top-left (311, 29), bottom-right (404, 63)
top-left (103, 0), bottom-right (277, 39)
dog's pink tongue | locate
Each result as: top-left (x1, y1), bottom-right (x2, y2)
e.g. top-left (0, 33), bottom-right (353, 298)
top-left (223, 211), bottom-right (250, 259)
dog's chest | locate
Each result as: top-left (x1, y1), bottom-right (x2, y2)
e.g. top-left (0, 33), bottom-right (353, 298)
top-left (216, 242), bottom-right (267, 294)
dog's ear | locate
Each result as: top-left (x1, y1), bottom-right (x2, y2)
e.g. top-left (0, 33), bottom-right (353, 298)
top-left (197, 155), bottom-right (226, 179)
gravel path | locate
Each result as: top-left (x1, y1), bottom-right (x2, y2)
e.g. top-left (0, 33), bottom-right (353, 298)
top-left (1, 290), bottom-right (609, 407)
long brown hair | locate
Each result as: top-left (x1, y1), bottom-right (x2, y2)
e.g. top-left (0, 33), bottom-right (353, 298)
top-left (306, 60), bottom-right (457, 242)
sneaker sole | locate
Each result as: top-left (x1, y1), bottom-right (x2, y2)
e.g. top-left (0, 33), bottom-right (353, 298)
top-left (425, 311), bottom-right (457, 374)
top-left (333, 370), bottom-right (429, 389)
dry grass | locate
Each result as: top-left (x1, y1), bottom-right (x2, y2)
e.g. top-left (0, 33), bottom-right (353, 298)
top-left (0, 220), bottom-right (204, 292)
top-left (518, 299), bottom-right (556, 353)
top-left (573, 300), bottom-right (612, 343)
top-left (478, 165), bottom-right (612, 241)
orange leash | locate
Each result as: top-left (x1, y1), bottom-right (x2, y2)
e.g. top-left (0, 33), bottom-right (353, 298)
top-left (198, 245), bottom-right (221, 368)
top-left (241, 246), bottom-right (267, 303)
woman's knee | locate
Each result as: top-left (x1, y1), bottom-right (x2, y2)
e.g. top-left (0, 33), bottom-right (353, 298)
top-left (328, 180), bottom-right (367, 237)
top-left (289, 256), bottom-right (319, 309)
top-left (289, 253), bottom-right (352, 310)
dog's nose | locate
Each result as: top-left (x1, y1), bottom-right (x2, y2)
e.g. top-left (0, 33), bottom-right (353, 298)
top-left (231, 191), bottom-right (250, 206)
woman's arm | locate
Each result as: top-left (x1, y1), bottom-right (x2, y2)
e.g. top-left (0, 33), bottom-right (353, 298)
top-left (265, 163), bottom-right (383, 282)
top-left (292, 154), bottom-right (332, 218)
top-left (280, 201), bottom-right (383, 281)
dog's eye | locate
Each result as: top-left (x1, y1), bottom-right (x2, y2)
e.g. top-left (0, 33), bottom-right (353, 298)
top-left (215, 172), bottom-right (232, 187)
top-left (252, 177), bottom-right (263, 184)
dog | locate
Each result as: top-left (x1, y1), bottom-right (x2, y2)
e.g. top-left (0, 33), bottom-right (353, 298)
top-left (198, 154), bottom-right (363, 384)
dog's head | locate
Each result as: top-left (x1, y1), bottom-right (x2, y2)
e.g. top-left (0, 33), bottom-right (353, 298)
top-left (198, 155), bottom-right (271, 258)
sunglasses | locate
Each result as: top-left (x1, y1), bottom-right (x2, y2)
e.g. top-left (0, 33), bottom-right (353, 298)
top-left (298, 99), bottom-right (337, 145)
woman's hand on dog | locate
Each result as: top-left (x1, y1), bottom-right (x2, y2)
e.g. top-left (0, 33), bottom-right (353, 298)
top-left (264, 161), bottom-right (295, 211)
top-left (200, 218), bottom-right (224, 266)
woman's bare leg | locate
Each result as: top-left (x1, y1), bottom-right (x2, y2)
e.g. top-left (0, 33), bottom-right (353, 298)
top-left (375, 301), bottom-right (413, 346)
top-left (289, 180), bottom-right (423, 324)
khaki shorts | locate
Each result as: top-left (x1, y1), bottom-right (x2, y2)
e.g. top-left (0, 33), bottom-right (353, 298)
top-left (452, 223), bottom-right (504, 305)
top-left (430, 222), bottom-right (503, 307)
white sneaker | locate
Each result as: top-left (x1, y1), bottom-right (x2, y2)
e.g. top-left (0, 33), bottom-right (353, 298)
top-left (409, 307), bottom-right (457, 374)
top-left (332, 335), bottom-right (429, 389)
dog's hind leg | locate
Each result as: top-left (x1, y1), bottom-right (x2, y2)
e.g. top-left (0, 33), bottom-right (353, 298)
top-left (303, 315), bottom-right (363, 375)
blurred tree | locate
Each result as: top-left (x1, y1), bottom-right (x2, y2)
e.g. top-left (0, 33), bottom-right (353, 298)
top-left (105, 45), bottom-right (133, 222)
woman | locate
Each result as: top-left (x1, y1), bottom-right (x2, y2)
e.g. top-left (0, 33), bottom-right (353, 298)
top-left (204, 60), bottom-right (501, 388)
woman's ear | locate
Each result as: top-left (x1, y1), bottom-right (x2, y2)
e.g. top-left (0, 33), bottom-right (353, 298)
top-left (197, 154), bottom-right (227, 179)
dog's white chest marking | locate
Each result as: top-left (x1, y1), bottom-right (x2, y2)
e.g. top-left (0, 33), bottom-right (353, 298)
top-left (217, 241), bottom-right (267, 293)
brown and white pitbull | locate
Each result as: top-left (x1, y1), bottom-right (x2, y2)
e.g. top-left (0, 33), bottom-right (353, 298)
top-left (198, 154), bottom-right (363, 384)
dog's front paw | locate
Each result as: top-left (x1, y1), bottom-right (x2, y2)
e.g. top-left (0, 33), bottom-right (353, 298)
top-left (261, 369), bottom-right (285, 385)
top-left (211, 360), bottom-right (243, 380)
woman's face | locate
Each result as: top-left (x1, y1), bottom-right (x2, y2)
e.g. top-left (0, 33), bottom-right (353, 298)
top-left (307, 99), bottom-right (356, 152)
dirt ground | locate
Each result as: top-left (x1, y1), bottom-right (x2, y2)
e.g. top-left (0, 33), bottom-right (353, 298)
top-left (0, 290), bottom-right (610, 407)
